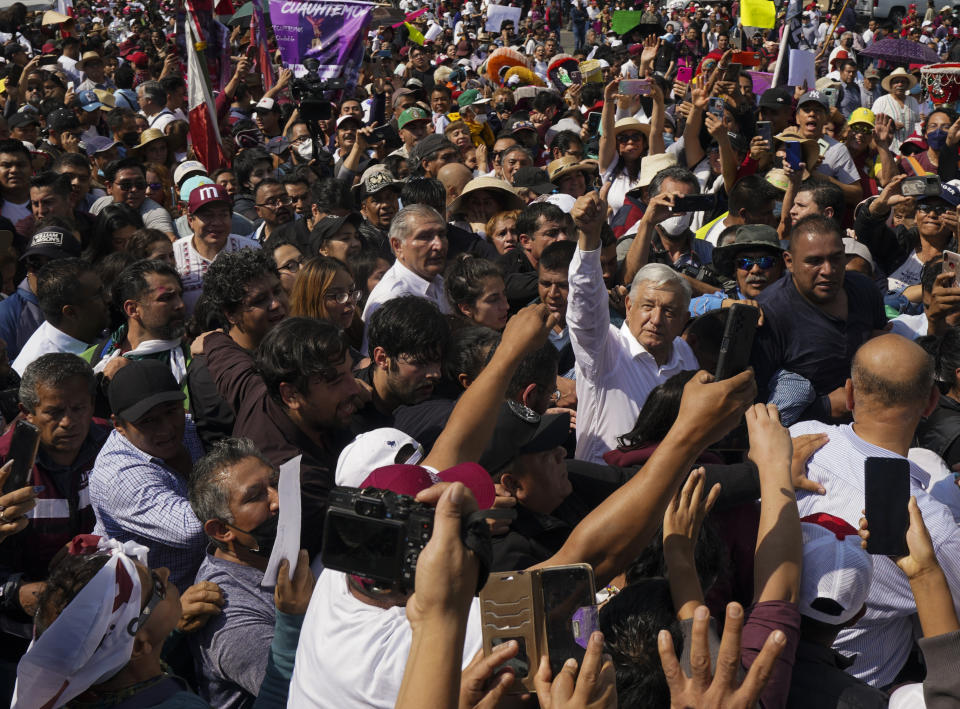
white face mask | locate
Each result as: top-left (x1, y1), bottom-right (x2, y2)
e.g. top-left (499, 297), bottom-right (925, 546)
top-left (296, 140), bottom-right (314, 161)
top-left (660, 211), bottom-right (693, 236)
top-left (474, 113), bottom-right (488, 124)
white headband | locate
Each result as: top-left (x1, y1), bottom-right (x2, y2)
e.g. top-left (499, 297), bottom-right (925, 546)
top-left (12, 536), bottom-right (150, 709)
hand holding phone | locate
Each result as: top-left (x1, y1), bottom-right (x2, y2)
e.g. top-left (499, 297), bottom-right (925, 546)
top-left (756, 121), bottom-right (772, 150)
top-left (864, 457), bottom-right (910, 557)
top-left (3, 421), bottom-right (39, 494)
top-left (714, 304), bottom-right (760, 381)
top-left (942, 250), bottom-right (960, 288)
top-left (784, 142), bottom-right (803, 171)
top-left (671, 193), bottom-right (717, 213)
top-left (619, 79), bottom-right (650, 96)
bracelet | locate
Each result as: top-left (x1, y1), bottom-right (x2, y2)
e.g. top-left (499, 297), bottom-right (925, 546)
top-left (0, 573), bottom-right (24, 615)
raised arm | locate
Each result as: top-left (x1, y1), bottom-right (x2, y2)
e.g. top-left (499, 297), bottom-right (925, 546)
top-left (598, 80), bottom-right (619, 174)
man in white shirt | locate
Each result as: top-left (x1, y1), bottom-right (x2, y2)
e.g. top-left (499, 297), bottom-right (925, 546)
top-left (362, 204), bottom-right (451, 353)
top-left (792, 333), bottom-right (960, 688)
top-left (137, 80), bottom-right (175, 132)
top-left (174, 183), bottom-right (260, 314)
top-left (57, 37), bottom-right (81, 84)
top-left (568, 193), bottom-right (698, 463)
top-left (13, 257), bottom-right (109, 375)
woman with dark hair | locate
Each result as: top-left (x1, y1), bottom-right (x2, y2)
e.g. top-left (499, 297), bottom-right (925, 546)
top-left (604, 370), bottom-right (723, 467)
top-left (85, 202), bottom-right (144, 263)
top-left (444, 255), bottom-right (509, 331)
top-left (916, 327), bottom-right (960, 467)
top-left (126, 227), bottom-right (175, 265)
top-left (289, 256), bottom-right (361, 341)
top-left (351, 250), bottom-right (391, 313)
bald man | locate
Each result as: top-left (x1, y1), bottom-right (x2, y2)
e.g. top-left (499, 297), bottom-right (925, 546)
top-left (437, 162), bottom-right (473, 213)
top-left (791, 333), bottom-right (960, 687)
top-left (752, 215), bottom-right (887, 422)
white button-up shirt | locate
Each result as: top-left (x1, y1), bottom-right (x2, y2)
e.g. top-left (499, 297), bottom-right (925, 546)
top-left (361, 260), bottom-right (451, 355)
top-left (792, 420), bottom-right (960, 687)
top-left (568, 247), bottom-right (699, 463)
top-left (12, 320), bottom-right (90, 376)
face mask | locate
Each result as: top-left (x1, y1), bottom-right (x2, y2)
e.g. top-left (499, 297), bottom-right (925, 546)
top-left (474, 113), bottom-right (488, 124)
top-left (663, 132), bottom-right (675, 147)
top-left (660, 211), bottom-right (693, 236)
top-left (228, 513), bottom-right (278, 559)
top-left (121, 131), bottom-right (139, 148)
top-left (296, 140), bottom-right (314, 161)
top-left (927, 128), bottom-right (948, 151)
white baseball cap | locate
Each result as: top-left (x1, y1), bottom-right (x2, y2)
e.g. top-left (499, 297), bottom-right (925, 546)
top-left (173, 160), bottom-right (207, 187)
top-left (335, 428), bottom-right (424, 487)
top-left (798, 518), bottom-right (874, 625)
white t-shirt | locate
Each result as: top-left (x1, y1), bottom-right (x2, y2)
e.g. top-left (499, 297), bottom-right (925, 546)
top-left (887, 251), bottom-right (924, 293)
top-left (287, 570), bottom-right (483, 709)
top-left (620, 61), bottom-right (639, 79)
top-left (1, 199), bottom-right (29, 225)
top-left (815, 135), bottom-right (861, 185)
top-left (173, 233), bottom-right (261, 314)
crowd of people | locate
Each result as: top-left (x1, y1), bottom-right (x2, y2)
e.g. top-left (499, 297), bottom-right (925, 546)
top-left (0, 0), bottom-right (959, 706)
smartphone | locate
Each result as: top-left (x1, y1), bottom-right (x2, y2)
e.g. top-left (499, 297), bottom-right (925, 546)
top-left (369, 123), bottom-right (400, 146)
top-left (731, 51), bottom-right (763, 66)
top-left (714, 304), bottom-right (760, 381)
top-left (587, 111), bottom-right (601, 134)
top-left (619, 79), bottom-right (650, 96)
top-left (676, 66), bottom-right (693, 84)
top-left (245, 45), bottom-right (255, 60)
top-left (480, 564), bottom-right (597, 693)
top-left (823, 87), bottom-right (839, 109)
top-left (671, 193), bottom-right (717, 213)
top-left (902, 174), bottom-right (941, 198)
top-left (756, 120), bottom-right (772, 150)
top-left (943, 249), bottom-right (960, 288)
top-left (784, 142), bottom-right (803, 171)
top-left (722, 62), bottom-right (742, 83)
top-left (708, 96), bottom-right (726, 120)
top-left (569, 70), bottom-right (582, 85)
top-left (864, 457), bottom-right (910, 557)
top-left (3, 420), bottom-right (39, 493)
top-left (67, 81), bottom-right (74, 91)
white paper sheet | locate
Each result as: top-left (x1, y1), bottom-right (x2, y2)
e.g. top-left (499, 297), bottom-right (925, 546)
top-left (262, 454), bottom-right (302, 587)
top-left (485, 5), bottom-right (521, 32)
top-left (787, 49), bottom-right (816, 91)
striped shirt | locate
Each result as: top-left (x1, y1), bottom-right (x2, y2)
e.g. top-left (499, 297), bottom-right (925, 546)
top-left (173, 234), bottom-right (261, 315)
top-left (89, 418), bottom-right (207, 591)
top-left (568, 247), bottom-right (699, 463)
top-left (791, 420), bottom-right (960, 687)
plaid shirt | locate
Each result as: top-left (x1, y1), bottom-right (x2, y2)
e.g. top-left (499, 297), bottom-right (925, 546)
top-left (89, 418), bottom-right (206, 591)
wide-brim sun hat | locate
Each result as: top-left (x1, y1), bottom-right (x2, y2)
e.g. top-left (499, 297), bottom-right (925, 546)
top-left (448, 177), bottom-right (526, 216)
top-left (881, 66), bottom-right (918, 93)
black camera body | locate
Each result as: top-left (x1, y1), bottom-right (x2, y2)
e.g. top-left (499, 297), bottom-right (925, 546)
top-left (321, 487), bottom-right (435, 593)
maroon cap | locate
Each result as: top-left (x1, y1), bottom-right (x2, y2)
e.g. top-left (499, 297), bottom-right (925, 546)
top-left (360, 463), bottom-right (495, 510)
top-left (127, 51), bottom-right (149, 69)
top-left (41, 42), bottom-right (56, 54)
top-left (188, 183), bottom-right (231, 214)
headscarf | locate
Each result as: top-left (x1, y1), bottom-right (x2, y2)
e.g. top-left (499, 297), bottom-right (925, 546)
top-left (12, 535), bottom-right (150, 709)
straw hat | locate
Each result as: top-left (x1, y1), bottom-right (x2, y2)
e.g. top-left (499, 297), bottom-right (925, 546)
top-left (637, 151), bottom-right (678, 189)
top-left (881, 67), bottom-right (918, 93)
top-left (41, 10), bottom-right (71, 25)
top-left (547, 156), bottom-right (599, 183)
top-left (448, 177), bottom-right (525, 216)
top-left (774, 127), bottom-right (820, 175)
top-left (93, 89), bottom-right (115, 111)
top-left (78, 51), bottom-right (102, 70)
top-left (612, 117), bottom-right (651, 138)
top-left (131, 128), bottom-right (167, 153)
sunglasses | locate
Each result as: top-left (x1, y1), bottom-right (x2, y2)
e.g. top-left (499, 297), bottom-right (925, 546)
top-left (916, 203), bottom-right (952, 215)
top-left (116, 180), bottom-right (146, 191)
top-left (146, 182), bottom-right (163, 191)
top-left (127, 570), bottom-right (166, 636)
top-left (617, 132), bottom-right (645, 144)
top-left (849, 124), bottom-right (873, 135)
top-left (736, 255), bottom-right (777, 270)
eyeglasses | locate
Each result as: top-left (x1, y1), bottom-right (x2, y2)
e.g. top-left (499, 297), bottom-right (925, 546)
top-left (146, 182), bottom-right (163, 191)
top-left (617, 132), bottom-right (645, 144)
top-left (736, 255), bottom-right (777, 270)
top-left (127, 570), bottom-right (166, 636)
top-left (116, 180), bottom-right (146, 191)
top-left (324, 288), bottom-right (362, 304)
top-left (849, 124), bottom-right (873, 135)
top-left (916, 203), bottom-right (952, 215)
top-left (257, 195), bottom-right (293, 208)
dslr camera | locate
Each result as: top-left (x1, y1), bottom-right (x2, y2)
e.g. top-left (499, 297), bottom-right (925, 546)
top-left (320, 487), bottom-right (436, 593)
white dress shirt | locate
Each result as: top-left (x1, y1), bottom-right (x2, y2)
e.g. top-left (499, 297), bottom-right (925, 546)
top-left (792, 420), bottom-right (960, 687)
top-left (361, 260), bottom-right (451, 355)
top-left (568, 247), bottom-right (699, 463)
top-left (12, 320), bottom-right (90, 376)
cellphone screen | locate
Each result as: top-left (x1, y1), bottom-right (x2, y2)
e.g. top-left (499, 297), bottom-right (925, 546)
top-left (541, 566), bottom-right (595, 677)
top-left (784, 142), bottom-right (803, 171)
top-left (864, 457), bottom-right (910, 557)
top-left (587, 111), bottom-right (601, 133)
top-left (756, 121), bottom-right (772, 148)
top-left (943, 250), bottom-right (960, 288)
top-left (677, 66), bottom-right (693, 83)
top-left (4, 420), bottom-right (38, 493)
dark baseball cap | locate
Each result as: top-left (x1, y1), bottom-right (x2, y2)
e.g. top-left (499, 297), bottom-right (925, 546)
top-left (20, 226), bottom-right (82, 262)
top-left (108, 359), bottom-right (185, 422)
top-left (478, 401), bottom-right (570, 474)
top-left (512, 166), bottom-right (556, 195)
top-left (759, 87), bottom-right (792, 109)
top-left (8, 112), bottom-right (39, 130)
top-left (3, 43), bottom-right (25, 59)
top-left (917, 181), bottom-right (960, 208)
top-left (47, 108), bottom-right (80, 133)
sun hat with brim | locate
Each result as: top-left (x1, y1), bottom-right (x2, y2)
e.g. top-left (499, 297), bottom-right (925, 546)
top-left (353, 164), bottom-right (405, 195)
top-left (77, 51), bottom-right (102, 70)
top-left (448, 177), bottom-right (525, 216)
top-left (635, 152), bottom-right (678, 190)
top-left (712, 224), bottom-right (784, 278)
top-left (131, 128), bottom-right (166, 152)
top-left (815, 76), bottom-right (842, 92)
top-left (613, 117), bottom-right (651, 138)
top-left (547, 156), bottom-right (599, 183)
top-left (881, 67), bottom-right (918, 93)
top-left (774, 127), bottom-right (820, 176)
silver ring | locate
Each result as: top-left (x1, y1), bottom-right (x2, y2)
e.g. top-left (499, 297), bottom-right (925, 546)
top-left (0, 512), bottom-right (8, 524)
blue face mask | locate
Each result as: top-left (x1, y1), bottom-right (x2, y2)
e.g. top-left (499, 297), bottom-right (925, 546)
top-left (927, 128), bottom-right (948, 151)
top-left (663, 132), bottom-right (675, 147)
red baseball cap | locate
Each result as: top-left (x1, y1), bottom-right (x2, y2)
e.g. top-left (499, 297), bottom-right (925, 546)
top-left (127, 51), bottom-right (149, 69)
top-left (360, 463), bottom-right (496, 510)
top-left (188, 183), bottom-right (231, 215)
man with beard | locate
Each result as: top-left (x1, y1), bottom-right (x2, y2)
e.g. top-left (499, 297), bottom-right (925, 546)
top-left (353, 296), bottom-right (450, 433)
top-left (251, 178), bottom-right (294, 244)
top-left (689, 225), bottom-right (785, 316)
top-left (188, 437), bottom-right (285, 708)
top-left (362, 204), bottom-right (450, 353)
top-left (84, 260), bottom-right (188, 398)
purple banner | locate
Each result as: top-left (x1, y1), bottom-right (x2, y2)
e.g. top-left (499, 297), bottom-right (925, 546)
top-left (748, 70), bottom-right (773, 97)
top-left (268, 0), bottom-right (374, 89)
